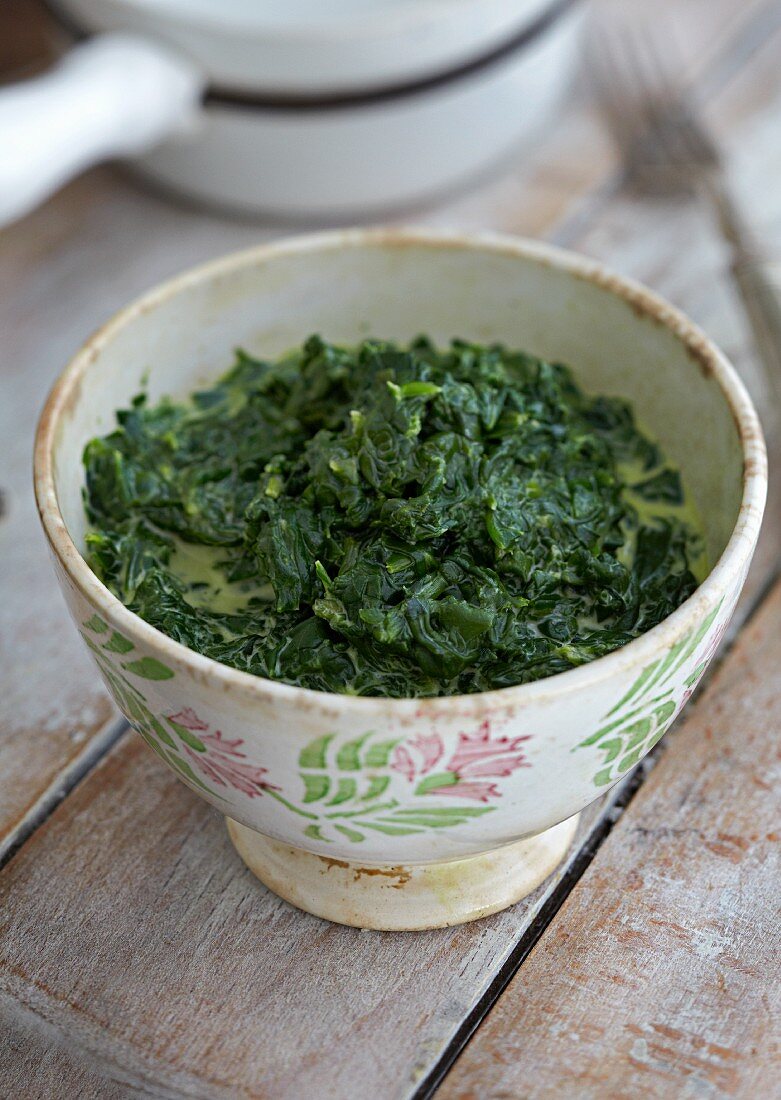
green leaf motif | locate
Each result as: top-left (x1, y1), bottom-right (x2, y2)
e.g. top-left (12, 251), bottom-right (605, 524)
top-left (167, 719), bottom-right (206, 753)
top-left (414, 771), bottom-right (458, 795)
top-left (359, 822), bottom-right (422, 836)
top-left (123, 657), bottom-right (174, 680)
top-left (102, 631), bottom-right (134, 653)
top-left (81, 634), bottom-right (105, 659)
top-left (596, 737), bottom-right (623, 764)
top-left (605, 660), bottom-right (659, 718)
top-left (302, 774), bottom-right (331, 803)
top-left (324, 799), bottom-right (398, 820)
top-left (166, 751), bottom-right (219, 796)
top-left (360, 776), bottom-right (390, 801)
top-left (336, 734), bottom-right (371, 771)
top-left (327, 778), bottom-right (358, 805)
top-left (123, 692), bottom-right (148, 726)
top-left (150, 715), bottom-right (176, 748)
top-left (579, 600), bottom-right (724, 788)
top-left (83, 614), bottom-right (108, 634)
top-left (334, 824), bottom-right (365, 843)
top-left (363, 739), bottom-right (401, 767)
top-left (299, 734), bottom-right (333, 769)
top-left (376, 809), bottom-right (490, 828)
top-left (685, 661), bottom-right (706, 689)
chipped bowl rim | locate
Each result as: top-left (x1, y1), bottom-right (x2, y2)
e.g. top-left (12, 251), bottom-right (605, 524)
top-left (34, 228), bottom-right (767, 718)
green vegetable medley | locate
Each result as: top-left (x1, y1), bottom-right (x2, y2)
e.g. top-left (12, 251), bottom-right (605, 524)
top-left (83, 336), bottom-right (704, 697)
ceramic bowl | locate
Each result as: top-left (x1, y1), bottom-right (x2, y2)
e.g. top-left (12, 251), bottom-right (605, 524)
top-left (34, 230), bottom-right (766, 930)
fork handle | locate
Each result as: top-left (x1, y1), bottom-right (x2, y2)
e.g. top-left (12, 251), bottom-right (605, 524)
top-left (730, 258), bottom-right (781, 407)
top-left (700, 171), bottom-right (781, 408)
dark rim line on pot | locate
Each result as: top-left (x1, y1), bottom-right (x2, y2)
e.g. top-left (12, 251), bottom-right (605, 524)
top-left (43, 0), bottom-right (583, 112)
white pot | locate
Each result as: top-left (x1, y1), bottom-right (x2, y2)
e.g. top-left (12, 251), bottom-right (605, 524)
top-left (0, 0), bottom-right (584, 223)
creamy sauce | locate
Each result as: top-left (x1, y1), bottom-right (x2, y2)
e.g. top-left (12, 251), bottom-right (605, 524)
top-left (168, 539), bottom-right (273, 616)
top-left (169, 459), bottom-right (709, 622)
top-left (619, 456), bottom-right (709, 584)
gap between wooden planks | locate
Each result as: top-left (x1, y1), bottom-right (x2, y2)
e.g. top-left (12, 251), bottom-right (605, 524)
top-left (0, 1), bottom-right (780, 1097)
top-left (436, 578), bottom-right (781, 1100)
top-left (424, 14), bottom-right (781, 1094)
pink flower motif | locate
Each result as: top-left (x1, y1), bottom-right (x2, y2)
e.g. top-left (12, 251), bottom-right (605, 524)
top-left (166, 709), bottom-right (275, 798)
top-left (391, 733), bottom-right (445, 781)
top-left (425, 780), bottom-right (501, 803)
top-left (446, 720), bottom-right (531, 779)
top-left (390, 745), bottom-right (416, 782)
top-left (700, 619), bottom-right (728, 668)
top-left (167, 707), bottom-right (208, 732)
top-left (183, 730), bottom-right (277, 798)
top-left (390, 720), bottom-right (531, 803)
top-left (409, 733), bottom-right (444, 773)
top-left (674, 618), bottom-right (730, 720)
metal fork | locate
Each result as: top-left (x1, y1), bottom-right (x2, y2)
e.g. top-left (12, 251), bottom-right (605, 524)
top-left (588, 13), bottom-right (781, 407)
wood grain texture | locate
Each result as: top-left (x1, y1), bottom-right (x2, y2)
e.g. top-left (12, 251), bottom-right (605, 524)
top-left (0, 1013), bottom-right (132, 1100)
top-left (0, 0), bottom-right (779, 1095)
top-left (0, 744), bottom-right (628, 1100)
top-left (0, 0), bottom-right (772, 859)
top-left (438, 586), bottom-right (781, 1100)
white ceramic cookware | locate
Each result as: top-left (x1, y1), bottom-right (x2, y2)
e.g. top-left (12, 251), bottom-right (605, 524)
top-left (0, 0), bottom-right (585, 222)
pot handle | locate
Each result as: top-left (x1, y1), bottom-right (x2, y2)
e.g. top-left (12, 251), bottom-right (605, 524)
top-left (0, 34), bottom-right (203, 226)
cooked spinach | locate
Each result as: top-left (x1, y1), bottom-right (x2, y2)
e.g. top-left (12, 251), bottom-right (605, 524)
top-left (83, 336), bottom-right (703, 697)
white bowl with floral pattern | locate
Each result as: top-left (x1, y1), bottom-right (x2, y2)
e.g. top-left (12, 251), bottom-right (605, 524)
top-left (34, 230), bottom-right (766, 930)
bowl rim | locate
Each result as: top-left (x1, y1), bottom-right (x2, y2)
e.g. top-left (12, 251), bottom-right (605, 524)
top-left (34, 227), bottom-right (767, 717)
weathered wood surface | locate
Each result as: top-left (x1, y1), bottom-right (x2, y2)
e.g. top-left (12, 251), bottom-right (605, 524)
top-left (0, 749), bottom-right (626, 1099)
top-left (0, 0), bottom-right (773, 860)
top-left (1, 0), bottom-right (780, 1096)
top-left (438, 584), bottom-right (781, 1100)
top-left (0, 1015), bottom-right (129, 1100)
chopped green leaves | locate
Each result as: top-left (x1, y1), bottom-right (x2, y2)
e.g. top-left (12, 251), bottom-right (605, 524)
top-left (83, 336), bottom-right (702, 697)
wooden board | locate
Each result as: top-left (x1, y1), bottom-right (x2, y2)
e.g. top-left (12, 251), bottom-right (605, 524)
top-left (0, 0), bottom-right (774, 861)
top-left (0, 750), bottom-right (625, 1099)
top-left (0, 1), bottom-right (779, 1095)
top-left (0, 1016), bottom-right (130, 1100)
top-left (437, 579), bottom-right (781, 1100)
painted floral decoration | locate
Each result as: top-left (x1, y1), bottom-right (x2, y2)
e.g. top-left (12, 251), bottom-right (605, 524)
top-left (80, 612), bottom-right (535, 843)
top-left (390, 723), bottom-right (531, 802)
top-left (576, 599), bottom-right (728, 787)
top-left (82, 599), bottom-right (732, 846)
top-left (167, 708), bottom-right (277, 799)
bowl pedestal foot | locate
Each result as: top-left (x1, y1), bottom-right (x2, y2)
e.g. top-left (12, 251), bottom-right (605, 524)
top-left (226, 813), bottom-right (580, 931)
